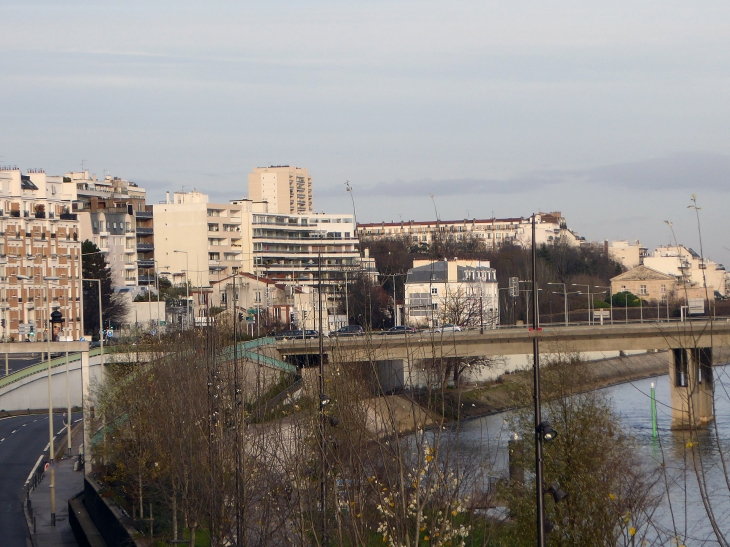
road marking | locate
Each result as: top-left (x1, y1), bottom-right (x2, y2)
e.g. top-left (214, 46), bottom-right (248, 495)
top-left (33, 420), bottom-right (37, 423)
top-left (1, 438), bottom-right (4, 442)
top-left (22, 423), bottom-right (27, 427)
top-left (43, 442), bottom-right (49, 451)
top-left (11, 430), bottom-right (16, 434)
top-left (73, 418), bottom-right (82, 424)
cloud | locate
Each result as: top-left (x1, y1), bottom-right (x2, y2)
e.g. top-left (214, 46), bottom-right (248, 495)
top-left (333, 153), bottom-right (730, 198)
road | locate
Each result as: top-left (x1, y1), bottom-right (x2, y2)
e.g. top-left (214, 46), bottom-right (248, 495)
top-left (0, 413), bottom-right (70, 547)
top-left (0, 352), bottom-right (44, 376)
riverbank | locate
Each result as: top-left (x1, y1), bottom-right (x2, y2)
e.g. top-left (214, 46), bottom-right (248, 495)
top-left (425, 347), bottom-right (730, 422)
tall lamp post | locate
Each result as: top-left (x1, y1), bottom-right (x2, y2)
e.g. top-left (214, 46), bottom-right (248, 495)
top-left (17, 274), bottom-right (60, 525)
top-left (174, 250), bottom-right (190, 329)
top-left (547, 282), bottom-right (568, 327)
top-left (595, 285), bottom-right (613, 325)
top-left (571, 283), bottom-right (592, 325)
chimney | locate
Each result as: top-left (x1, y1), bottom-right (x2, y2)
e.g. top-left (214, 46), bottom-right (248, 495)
top-left (166, 191), bottom-right (170, 204)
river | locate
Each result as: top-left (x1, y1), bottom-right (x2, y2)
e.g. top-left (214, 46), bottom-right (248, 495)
top-left (448, 364), bottom-right (730, 546)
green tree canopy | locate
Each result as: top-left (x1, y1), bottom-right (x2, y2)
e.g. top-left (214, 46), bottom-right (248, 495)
top-left (82, 240), bottom-right (128, 337)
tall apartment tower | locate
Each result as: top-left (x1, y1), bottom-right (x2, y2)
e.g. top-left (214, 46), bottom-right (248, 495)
top-left (248, 166), bottom-right (313, 215)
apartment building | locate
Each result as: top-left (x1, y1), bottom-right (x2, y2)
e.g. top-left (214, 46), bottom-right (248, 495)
top-left (71, 171), bottom-right (153, 289)
top-left (153, 191), bottom-right (245, 290)
top-left (607, 240), bottom-right (648, 270)
top-left (237, 199), bottom-right (360, 291)
top-left (0, 167), bottom-right (83, 341)
top-left (248, 166), bottom-right (313, 215)
top-left (643, 245), bottom-right (727, 298)
top-left (359, 212), bottom-right (580, 249)
top-left (405, 258), bottom-right (498, 329)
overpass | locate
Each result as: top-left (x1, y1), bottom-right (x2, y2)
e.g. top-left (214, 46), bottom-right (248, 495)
top-left (276, 321), bottom-right (730, 359)
top-left (277, 320), bottom-right (730, 430)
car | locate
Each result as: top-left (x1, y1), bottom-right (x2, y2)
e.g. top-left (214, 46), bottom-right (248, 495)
top-left (434, 324), bottom-right (462, 333)
top-left (330, 325), bottom-right (365, 337)
top-left (275, 330), bottom-right (303, 340)
top-left (382, 326), bottom-right (417, 335)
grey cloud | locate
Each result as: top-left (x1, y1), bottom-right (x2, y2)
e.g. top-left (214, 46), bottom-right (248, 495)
top-left (331, 153), bottom-right (730, 199)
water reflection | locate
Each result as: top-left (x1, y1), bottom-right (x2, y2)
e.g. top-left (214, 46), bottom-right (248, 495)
top-left (440, 364), bottom-right (730, 545)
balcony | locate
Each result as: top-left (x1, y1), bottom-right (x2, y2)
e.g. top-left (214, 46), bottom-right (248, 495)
top-left (135, 210), bottom-right (153, 219)
top-left (60, 213), bottom-right (78, 221)
top-left (137, 259), bottom-right (154, 268)
top-left (136, 243), bottom-right (154, 251)
top-left (136, 227), bottom-right (154, 235)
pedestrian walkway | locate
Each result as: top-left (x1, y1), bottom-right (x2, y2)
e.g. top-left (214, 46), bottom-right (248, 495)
top-left (27, 428), bottom-right (85, 547)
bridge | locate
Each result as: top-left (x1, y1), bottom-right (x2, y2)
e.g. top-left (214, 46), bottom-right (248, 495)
top-left (277, 320), bottom-right (730, 430)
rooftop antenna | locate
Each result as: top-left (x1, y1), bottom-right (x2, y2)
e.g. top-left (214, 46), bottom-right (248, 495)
top-left (81, 159), bottom-right (86, 172)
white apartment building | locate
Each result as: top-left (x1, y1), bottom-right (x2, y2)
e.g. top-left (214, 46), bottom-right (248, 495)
top-left (405, 258), bottom-right (498, 329)
top-left (359, 212), bottom-right (580, 249)
top-left (643, 245), bottom-right (727, 298)
top-left (0, 167), bottom-right (83, 341)
top-left (607, 240), bottom-right (648, 270)
top-left (248, 166), bottom-right (313, 215)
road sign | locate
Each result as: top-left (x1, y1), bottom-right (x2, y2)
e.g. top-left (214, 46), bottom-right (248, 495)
top-left (509, 277), bottom-right (519, 297)
top-left (106, 329), bottom-right (114, 339)
top-left (18, 324), bottom-right (29, 335)
top-left (688, 298), bottom-right (705, 315)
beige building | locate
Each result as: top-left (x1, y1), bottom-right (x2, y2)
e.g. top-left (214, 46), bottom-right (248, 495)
top-left (248, 166), bottom-right (313, 215)
top-left (607, 240), bottom-right (648, 270)
top-left (643, 245), bottom-right (727, 298)
top-left (153, 191), bottom-right (246, 290)
top-left (210, 273), bottom-right (328, 331)
top-left (405, 258), bottom-right (498, 329)
top-left (0, 167), bottom-right (83, 341)
top-left (359, 212), bottom-right (580, 249)
top-left (610, 265), bottom-right (676, 303)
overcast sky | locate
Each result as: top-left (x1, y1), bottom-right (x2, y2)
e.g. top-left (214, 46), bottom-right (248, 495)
top-left (2, 1), bottom-right (730, 262)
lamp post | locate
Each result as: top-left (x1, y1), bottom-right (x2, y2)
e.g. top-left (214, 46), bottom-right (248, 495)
top-left (82, 278), bottom-right (105, 386)
top-left (174, 250), bottom-right (190, 329)
top-left (547, 282), bottom-right (568, 327)
top-left (595, 285), bottom-right (613, 325)
top-left (571, 284), bottom-right (592, 325)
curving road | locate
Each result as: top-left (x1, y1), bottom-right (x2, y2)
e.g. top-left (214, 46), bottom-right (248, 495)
top-left (0, 413), bottom-right (68, 547)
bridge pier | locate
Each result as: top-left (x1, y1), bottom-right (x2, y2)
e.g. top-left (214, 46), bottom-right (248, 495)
top-left (669, 347), bottom-right (714, 430)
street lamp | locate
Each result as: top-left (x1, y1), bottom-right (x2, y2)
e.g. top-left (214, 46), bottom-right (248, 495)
top-left (595, 285), bottom-right (613, 325)
top-left (547, 282), bottom-right (568, 327)
top-left (17, 273), bottom-right (60, 525)
top-left (571, 284), bottom-right (592, 325)
top-left (174, 250), bottom-right (190, 329)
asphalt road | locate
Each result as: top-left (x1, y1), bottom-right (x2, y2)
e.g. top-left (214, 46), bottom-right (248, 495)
top-left (0, 353), bottom-right (44, 376)
top-left (0, 413), bottom-right (70, 547)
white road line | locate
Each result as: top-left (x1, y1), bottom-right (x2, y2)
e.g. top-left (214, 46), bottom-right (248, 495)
top-left (1, 438), bottom-right (4, 442)
top-left (22, 424), bottom-right (27, 427)
top-left (11, 430), bottom-right (16, 434)
top-left (73, 418), bottom-right (82, 424)
top-left (43, 442), bottom-right (49, 451)
top-left (33, 420), bottom-right (37, 422)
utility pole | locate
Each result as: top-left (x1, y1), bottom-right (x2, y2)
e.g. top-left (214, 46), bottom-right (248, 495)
top-left (531, 216), bottom-right (546, 547)
top-left (317, 251), bottom-right (327, 545)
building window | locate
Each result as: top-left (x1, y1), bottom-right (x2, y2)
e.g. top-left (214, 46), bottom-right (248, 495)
top-left (431, 287), bottom-right (438, 295)
top-left (661, 284), bottom-right (666, 293)
top-left (640, 285), bottom-right (647, 295)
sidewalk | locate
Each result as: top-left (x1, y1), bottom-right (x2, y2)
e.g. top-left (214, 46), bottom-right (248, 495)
top-left (27, 427), bottom-right (85, 547)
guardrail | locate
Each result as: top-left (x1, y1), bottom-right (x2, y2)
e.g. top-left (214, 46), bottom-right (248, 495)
top-left (0, 347), bottom-right (103, 390)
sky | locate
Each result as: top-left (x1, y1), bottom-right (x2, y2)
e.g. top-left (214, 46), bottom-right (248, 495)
top-left (2, 1), bottom-right (730, 262)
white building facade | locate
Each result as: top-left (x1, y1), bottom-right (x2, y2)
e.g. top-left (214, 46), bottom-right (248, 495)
top-left (405, 258), bottom-right (499, 329)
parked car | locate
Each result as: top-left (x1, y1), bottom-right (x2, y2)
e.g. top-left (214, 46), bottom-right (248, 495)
top-left (434, 324), bottom-right (462, 333)
top-left (381, 326), bottom-right (417, 335)
top-left (330, 325), bottom-right (365, 337)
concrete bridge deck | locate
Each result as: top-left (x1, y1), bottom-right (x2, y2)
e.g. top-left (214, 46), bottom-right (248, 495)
top-left (276, 320), bottom-right (730, 360)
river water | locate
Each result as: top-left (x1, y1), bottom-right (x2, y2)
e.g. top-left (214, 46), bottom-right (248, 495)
top-left (448, 364), bottom-right (730, 546)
